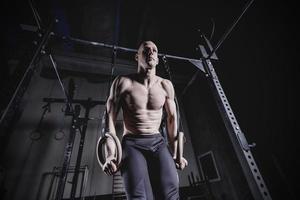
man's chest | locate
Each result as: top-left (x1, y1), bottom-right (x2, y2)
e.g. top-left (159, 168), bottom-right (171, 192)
top-left (121, 83), bottom-right (166, 110)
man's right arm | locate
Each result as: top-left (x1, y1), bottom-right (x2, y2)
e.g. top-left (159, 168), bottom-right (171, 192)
top-left (102, 76), bottom-right (122, 175)
top-left (104, 76), bottom-right (121, 135)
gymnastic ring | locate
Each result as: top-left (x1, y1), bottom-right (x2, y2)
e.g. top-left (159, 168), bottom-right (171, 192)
top-left (96, 133), bottom-right (122, 169)
top-left (177, 131), bottom-right (184, 161)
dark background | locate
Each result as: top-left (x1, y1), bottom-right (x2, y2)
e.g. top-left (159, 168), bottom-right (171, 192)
top-left (1, 0), bottom-right (299, 199)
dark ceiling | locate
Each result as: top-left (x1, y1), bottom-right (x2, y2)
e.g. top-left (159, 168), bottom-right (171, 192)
top-left (3, 0), bottom-right (299, 64)
top-left (3, 0), bottom-right (288, 56)
top-left (3, 0), bottom-right (299, 90)
top-left (3, 0), bottom-right (299, 72)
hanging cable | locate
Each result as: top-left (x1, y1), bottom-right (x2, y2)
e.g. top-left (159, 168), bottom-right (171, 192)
top-left (208, 0), bottom-right (254, 58)
top-left (209, 18), bottom-right (215, 41)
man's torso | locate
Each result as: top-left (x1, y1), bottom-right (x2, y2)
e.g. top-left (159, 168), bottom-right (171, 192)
top-left (117, 74), bottom-right (168, 135)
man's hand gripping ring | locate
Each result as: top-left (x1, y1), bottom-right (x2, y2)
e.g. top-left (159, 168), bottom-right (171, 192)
top-left (96, 133), bottom-right (122, 169)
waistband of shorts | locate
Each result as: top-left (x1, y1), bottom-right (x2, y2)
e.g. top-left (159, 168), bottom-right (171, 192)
top-left (123, 133), bottom-right (162, 139)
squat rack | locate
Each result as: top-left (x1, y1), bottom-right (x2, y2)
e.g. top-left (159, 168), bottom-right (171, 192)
top-left (0, 0), bottom-right (272, 199)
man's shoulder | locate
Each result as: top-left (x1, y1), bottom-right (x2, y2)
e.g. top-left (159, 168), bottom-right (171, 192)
top-left (159, 77), bottom-right (174, 98)
top-left (114, 74), bottom-right (135, 88)
top-left (160, 77), bottom-right (173, 88)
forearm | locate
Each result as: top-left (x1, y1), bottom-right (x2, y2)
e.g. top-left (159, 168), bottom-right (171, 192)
top-left (103, 99), bottom-right (117, 135)
top-left (103, 100), bottom-right (118, 158)
top-left (167, 115), bottom-right (178, 157)
top-left (104, 137), bottom-right (116, 159)
top-left (105, 114), bottom-right (117, 135)
top-left (167, 116), bottom-right (186, 161)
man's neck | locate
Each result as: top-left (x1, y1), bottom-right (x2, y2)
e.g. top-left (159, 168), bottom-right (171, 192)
top-left (137, 68), bottom-right (156, 87)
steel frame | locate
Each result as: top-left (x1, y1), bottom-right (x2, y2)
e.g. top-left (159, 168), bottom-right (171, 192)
top-left (1, 27), bottom-right (272, 200)
top-left (196, 37), bottom-right (271, 200)
top-left (1, 0), bottom-right (272, 198)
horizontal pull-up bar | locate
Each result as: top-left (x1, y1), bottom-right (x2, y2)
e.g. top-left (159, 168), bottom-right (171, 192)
top-left (61, 36), bottom-right (203, 63)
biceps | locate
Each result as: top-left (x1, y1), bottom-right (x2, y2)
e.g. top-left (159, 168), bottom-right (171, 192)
top-left (106, 98), bottom-right (118, 121)
top-left (106, 77), bottom-right (121, 116)
top-left (165, 99), bottom-right (177, 118)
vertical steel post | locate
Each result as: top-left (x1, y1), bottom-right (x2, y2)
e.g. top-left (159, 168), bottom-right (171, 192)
top-left (55, 105), bottom-right (81, 200)
top-left (198, 40), bottom-right (272, 199)
top-left (0, 21), bottom-right (54, 134)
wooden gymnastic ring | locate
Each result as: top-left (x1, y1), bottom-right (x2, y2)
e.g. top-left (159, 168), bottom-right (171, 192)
top-left (177, 131), bottom-right (184, 162)
top-left (96, 133), bottom-right (122, 169)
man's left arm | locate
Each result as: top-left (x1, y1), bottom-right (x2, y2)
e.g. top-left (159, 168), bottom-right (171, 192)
top-left (163, 79), bottom-right (188, 170)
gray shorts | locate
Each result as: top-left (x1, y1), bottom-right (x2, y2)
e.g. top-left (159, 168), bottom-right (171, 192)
top-left (121, 133), bottom-right (179, 200)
